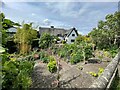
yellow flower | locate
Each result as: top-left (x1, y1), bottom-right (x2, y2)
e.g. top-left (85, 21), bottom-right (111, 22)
top-left (10, 58), bottom-right (16, 61)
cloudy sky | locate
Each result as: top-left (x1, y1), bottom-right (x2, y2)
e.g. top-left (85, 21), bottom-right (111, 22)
top-left (2, 0), bottom-right (119, 35)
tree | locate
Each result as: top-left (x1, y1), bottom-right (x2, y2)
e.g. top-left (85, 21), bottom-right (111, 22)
top-left (88, 11), bottom-right (120, 50)
top-left (0, 13), bottom-right (20, 47)
top-left (39, 33), bottom-right (54, 49)
top-left (14, 23), bottom-right (37, 54)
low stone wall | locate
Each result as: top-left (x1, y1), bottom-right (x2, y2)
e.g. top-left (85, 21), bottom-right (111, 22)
top-left (89, 51), bottom-right (120, 89)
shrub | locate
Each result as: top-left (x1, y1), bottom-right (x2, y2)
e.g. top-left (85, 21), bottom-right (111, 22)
top-left (39, 51), bottom-right (49, 63)
top-left (49, 56), bottom-right (56, 62)
top-left (2, 56), bottom-right (35, 89)
top-left (70, 53), bottom-right (83, 64)
top-left (59, 51), bottom-right (66, 58)
top-left (39, 33), bottom-right (54, 49)
top-left (47, 56), bottom-right (57, 73)
top-left (109, 49), bottom-right (118, 58)
top-left (39, 51), bottom-right (45, 59)
top-left (42, 57), bottom-right (49, 63)
top-left (84, 43), bottom-right (93, 59)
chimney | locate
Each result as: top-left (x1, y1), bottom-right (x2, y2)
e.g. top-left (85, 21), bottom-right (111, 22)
top-left (73, 27), bottom-right (76, 30)
top-left (51, 26), bottom-right (54, 28)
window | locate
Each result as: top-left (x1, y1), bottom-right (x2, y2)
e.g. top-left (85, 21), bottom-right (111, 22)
top-left (57, 34), bottom-right (61, 37)
top-left (71, 39), bottom-right (75, 42)
top-left (72, 34), bottom-right (75, 36)
top-left (65, 34), bottom-right (67, 36)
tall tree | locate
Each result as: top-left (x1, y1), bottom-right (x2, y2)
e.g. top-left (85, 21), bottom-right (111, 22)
top-left (14, 23), bottom-right (37, 54)
top-left (88, 11), bottom-right (120, 49)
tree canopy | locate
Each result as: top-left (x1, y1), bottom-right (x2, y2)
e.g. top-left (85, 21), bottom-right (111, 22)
top-left (88, 11), bottom-right (120, 50)
top-left (0, 12), bottom-right (20, 47)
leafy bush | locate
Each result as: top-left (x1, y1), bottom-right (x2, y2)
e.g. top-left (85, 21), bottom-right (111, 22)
top-left (49, 56), bottom-right (56, 62)
top-left (84, 43), bottom-right (93, 59)
top-left (42, 57), bottom-right (49, 63)
top-left (108, 46), bottom-right (119, 58)
top-left (2, 53), bottom-right (35, 89)
top-left (94, 50), bottom-right (112, 61)
top-left (70, 53), bottom-right (83, 64)
top-left (39, 33), bottom-right (54, 49)
top-left (59, 51), bottom-right (66, 58)
top-left (110, 50), bottom-right (118, 58)
top-left (47, 56), bottom-right (57, 73)
top-left (39, 51), bottom-right (45, 59)
top-left (38, 51), bottom-right (49, 63)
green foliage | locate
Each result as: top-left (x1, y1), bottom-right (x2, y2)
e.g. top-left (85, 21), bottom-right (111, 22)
top-left (94, 49), bottom-right (113, 61)
top-left (75, 34), bottom-right (85, 44)
top-left (59, 50), bottom-right (67, 58)
top-left (70, 52), bottom-right (83, 64)
top-left (14, 23), bottom-right (37, 54)
top-left (42, 57), bottom-right (49, 63)
top-left (39, 33), bottom-right (54, 49)
top-left (0, 13), bottom-right (20, 47)
top-left (39, 51), bottom-right (49, 63)
top-left (88, 11), bottom-right (120, 50)
top-left (62, 40), bottom-right (66, 44)
top-left (51, 38), bottom-right (93, 64)
top-left (84, 43), bottom-right (93, 59)
top-left (47, 56), bottom-right (57, 73)
top-left (2, 52), bottom-right (35, 89)
top-left (49, 56), bottom-right (56, 62)
top-left (1, 53), bottom-right (9, 64)
top-left (110, 49), bottom-right (118, 58)
top-left (106, 45), bottom-right (119, 58)
top-left (110, 74), bottom-right (120, 90)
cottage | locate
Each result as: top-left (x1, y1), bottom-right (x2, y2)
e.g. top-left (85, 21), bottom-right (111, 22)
top-left (65, 28), bottom-right (78, 44)
top-left (39, 26), bottom-right (79, 44)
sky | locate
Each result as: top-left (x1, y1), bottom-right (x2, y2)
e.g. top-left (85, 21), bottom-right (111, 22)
top-left (1, 0), bottom-right (119, 35)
